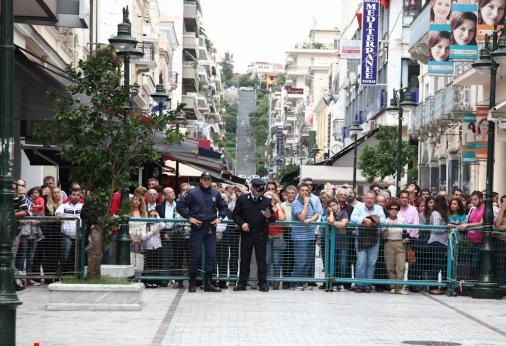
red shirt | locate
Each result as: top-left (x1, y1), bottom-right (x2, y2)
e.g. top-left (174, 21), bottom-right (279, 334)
top-left (31, 196), bottom-right (45, 215)
top-left (268, 208), bottom-right (284, 237)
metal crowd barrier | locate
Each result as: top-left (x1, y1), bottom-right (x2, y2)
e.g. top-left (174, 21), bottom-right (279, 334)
top-left (127, 217), bottom-right (491, 294)
top-left (14, 216), bottom-right (82, 282)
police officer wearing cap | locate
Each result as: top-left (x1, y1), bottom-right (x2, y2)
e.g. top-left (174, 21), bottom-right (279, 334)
top-left (232, 178), bottom-right (275, 292)
top-left (176, 172), bottom-right (228, 292)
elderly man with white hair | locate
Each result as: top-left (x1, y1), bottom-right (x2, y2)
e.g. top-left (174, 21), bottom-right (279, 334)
top-left (145, 189), bottom-right (159, 212)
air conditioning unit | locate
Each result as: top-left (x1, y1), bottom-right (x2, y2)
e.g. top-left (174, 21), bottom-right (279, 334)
top-left (369, 119), bottom-right (377, 130)
top-left (349, 72), bottom-right (357, 85)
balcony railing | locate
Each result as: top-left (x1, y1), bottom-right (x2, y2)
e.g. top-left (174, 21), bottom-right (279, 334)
top-left (409, 4), bottom-right (429, 47)
top-left (137, 41), bottom-right (155, 65)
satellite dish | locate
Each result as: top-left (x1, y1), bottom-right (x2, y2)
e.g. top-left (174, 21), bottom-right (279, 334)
top-left (330, 144), bottom-right (342, 155)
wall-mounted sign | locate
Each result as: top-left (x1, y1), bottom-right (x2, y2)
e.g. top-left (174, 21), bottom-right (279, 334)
top-left (360, 0), bottom-right (380, 85)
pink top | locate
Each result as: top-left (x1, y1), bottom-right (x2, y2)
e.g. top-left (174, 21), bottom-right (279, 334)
top-left (398, 204), bottom-right (420, 238)
top-left (467, 205), bottom-right (484, 244)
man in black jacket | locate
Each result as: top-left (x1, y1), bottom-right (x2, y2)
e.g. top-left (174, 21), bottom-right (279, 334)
top-left (232, 178), bottom-right (275, 292)
top-left (176, 172), bottom-right (228, 293)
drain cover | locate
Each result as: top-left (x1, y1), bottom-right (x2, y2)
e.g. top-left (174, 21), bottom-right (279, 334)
top-left (402, 342), bottom-right (462, 346)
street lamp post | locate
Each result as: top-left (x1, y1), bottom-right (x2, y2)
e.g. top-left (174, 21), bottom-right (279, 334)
top-left (108, 6), bottom-right (143, 265)
top-left (0, 1), bottom-right (22, 345)
top-left (469, 26), bottom-right (506, 299)
top-left (174, 111), bottom-right (186, 195)
top-left (349, 116), bottom-right (362, 191)
top-left (386, 89), bottom-right (416, 195)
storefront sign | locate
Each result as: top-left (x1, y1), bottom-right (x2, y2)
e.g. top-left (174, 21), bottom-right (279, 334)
top-left (340, 40), bottom-right (361, 60)
top-left (360, 0), bottom-right (380, 85)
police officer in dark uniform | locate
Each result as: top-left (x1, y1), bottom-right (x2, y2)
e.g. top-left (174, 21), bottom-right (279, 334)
top-left (176, 172), bottom-right (228, 293)
top-left (232, 178), bottom-right (275, 292)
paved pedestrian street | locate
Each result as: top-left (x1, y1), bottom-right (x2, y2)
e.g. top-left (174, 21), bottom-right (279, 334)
top-left (17, 286), bottom-right (506, 346)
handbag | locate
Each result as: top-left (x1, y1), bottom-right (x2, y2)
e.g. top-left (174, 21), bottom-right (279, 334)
top-left (406, 246), bottom-right (416, 264)
top-left (357, 216), bottom-right (380, 250)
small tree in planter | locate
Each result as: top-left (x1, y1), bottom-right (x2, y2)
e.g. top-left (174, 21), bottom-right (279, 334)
top-left (35, 47), bottom-right (183, 278)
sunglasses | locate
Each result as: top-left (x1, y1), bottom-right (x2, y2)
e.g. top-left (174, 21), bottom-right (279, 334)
top-left (389, 207), bottom-right (399, 211)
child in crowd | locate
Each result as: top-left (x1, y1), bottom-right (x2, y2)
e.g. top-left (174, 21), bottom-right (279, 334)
top-left (27, 186), bottom-right (45, 241)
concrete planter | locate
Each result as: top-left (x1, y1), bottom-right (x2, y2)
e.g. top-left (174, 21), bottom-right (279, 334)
top-left (47, 283), bottom-right (143, 311)
top-left (83, 264), bottom-right (135, 278)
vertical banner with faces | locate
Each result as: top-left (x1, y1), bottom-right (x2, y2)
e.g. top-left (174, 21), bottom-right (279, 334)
top-left (477, 0), bottom-right (505, 42)
top-left (429, 0), bottom-right (454, 75)
top-left (449, 2), bottom-right (479, 61)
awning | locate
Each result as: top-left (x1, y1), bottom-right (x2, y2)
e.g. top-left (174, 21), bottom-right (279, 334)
top-left (325, 128), bottom-right (379, 165)
top-left (300, 165), bottom-right (366, 185)
top-left (22, 145), bottom-right (67, 166)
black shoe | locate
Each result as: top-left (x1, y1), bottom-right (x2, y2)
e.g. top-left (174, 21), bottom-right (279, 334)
top-left (282, 282), bottom-right (291, 289)
top-left (188, 273), bottom-right (197, 293)
top-left (233, 284), bottom-right (246, 291)
top-left (204, 273), bottom-right (221, 292)
top-left (319, 283), bottom-right (327, 290)
top-left (272, 282), bottom-right (280, 290)
top-left (408, 286), bottom-right (420, 293)
top-left (363, 287), bottom-right (372, 293)
top-left (307, 282), bottom-right (317, 287)
top-left (259, 284), bottom-right (269, 292)
top-left (219, 281), bottom-right (228, 289)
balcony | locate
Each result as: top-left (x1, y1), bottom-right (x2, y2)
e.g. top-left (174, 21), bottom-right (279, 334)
top-left (408, 4), bottom-right (430, 63)
top-left (422, 96), bottom-right (434, 127)
top-left (197, 95), bottom-right (209, 113)
top-left (182, 63), bottom-right (199, 93)
top-left (182, 94), bottom-right (200, 120)
top-left (135, 41), bottom-right (156, 68)
top-left (184, 1), bottom-right (198, 19)
top-left (142, 73), bottom-right (156, 99)
top-left (183, 32), bottom-right (197, 50)
top-left (168, 72), bottom-right (179, 91)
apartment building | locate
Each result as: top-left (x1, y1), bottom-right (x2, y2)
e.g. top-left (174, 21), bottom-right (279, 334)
top-left (409, 2), bottom-right (506, 196)
top-left (268, 28), bottom-right (339, 175)
top-left (13, 0), bottom-right (90, 186)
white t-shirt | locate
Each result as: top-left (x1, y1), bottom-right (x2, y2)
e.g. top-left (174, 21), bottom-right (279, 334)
top-left (55, 202), bottom-right (83, 239)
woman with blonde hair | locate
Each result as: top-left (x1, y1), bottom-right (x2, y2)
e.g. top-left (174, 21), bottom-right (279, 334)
top-left (129, 194), bottom-right (148, 270)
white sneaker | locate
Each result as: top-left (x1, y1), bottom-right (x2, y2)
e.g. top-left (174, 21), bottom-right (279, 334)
top-left (296, 286), bottom-right (305, 291)
top-left (390, 288), bottom-right (397, 294)
top-left (339, 285), bottom-right (346, 292)
top-left (398, 289), bottom-right (409, 295)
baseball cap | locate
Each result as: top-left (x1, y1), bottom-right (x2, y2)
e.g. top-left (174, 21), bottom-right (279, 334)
top-left (251, 178), bottom-right (266, 187)
top-left (200, 171), bottom-right (212, 179)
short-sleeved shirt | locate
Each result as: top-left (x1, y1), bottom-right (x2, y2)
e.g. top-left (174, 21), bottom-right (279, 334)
top-left (292, 197), bottom-right (318, 241)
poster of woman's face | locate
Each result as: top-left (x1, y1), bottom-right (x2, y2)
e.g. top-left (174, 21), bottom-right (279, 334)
top-left (451, 12), bottom-right (478, 45)
top-left (476, 118), bottom-right (489, 140)
top-left (478, 0), bottom-right (505, 25)
top-left (429, 31), bottom-right (452, 61)
top-left (431, 0), bottom-right (453, 23)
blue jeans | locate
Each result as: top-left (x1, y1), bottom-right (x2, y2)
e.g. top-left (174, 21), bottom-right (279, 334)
top-left (335, 232), bottom-right (349, 279)
top-left (293, 240), bottom-right (314, 284)
top-left (60, 234), bottom-right (76, 273)
top-left (355, 238), bottom-right (380, 288)
top-left (495, 239), bottom-right (506, 286)
top-left (266, 237), bottom-right (282, 281)
top-left (16, 235), bottom-right (37, 273)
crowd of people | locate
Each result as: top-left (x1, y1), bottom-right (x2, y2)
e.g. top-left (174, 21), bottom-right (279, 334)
top-left (11, 173), bottom-right (506, 295)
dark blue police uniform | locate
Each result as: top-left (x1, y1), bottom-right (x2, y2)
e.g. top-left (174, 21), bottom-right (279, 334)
top-left (176, 177), bottom-right (227, 291)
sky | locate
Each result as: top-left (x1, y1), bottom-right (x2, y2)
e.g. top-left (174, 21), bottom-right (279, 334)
top-left (200, 0), bottom-right (340, 73)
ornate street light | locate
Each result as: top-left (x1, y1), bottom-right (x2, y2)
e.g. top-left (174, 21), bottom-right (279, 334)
top-left (151, 83), bottom-right (169, 117)
top-left (468, 25), bottom-right (505, 299)
top-left (0, 1), bottom-right (21, 345)
top-left (385, 88), bottom-right (416, 195)
top-left (349, 115), bottom-right (362, 191)
top-left (108, 6), bottom-right (144, 266)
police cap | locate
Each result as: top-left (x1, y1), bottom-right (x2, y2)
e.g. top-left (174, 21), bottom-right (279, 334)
top-left (250, 178), bottom-right (266, 187)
